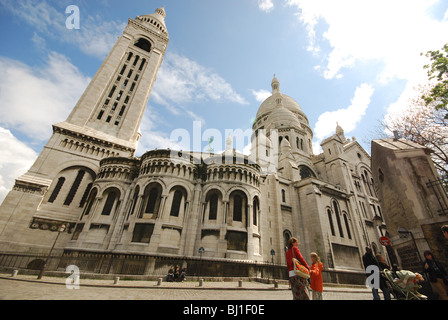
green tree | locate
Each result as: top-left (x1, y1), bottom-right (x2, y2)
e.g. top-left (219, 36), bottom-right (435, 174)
top-left (422, 43), bottom-right (448, 118)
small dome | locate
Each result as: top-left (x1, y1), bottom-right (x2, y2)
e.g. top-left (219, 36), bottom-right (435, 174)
top-left (268, 104), bottom-right (301, 128)
top-left (136, 7), bottom-right (168, 33)
top-left (256, 76), bottom-right (307, 121)
top-left (257, 94), bottom-right (306, 120)
top-left (155, 7), bottom-right (166, 19)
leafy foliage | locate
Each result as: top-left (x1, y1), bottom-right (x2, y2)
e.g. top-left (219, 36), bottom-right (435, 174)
top-left (422, 43), bottom-right (448, 118)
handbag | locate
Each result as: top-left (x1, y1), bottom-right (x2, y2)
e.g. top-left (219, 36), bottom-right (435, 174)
top-left (292, 248), bottom-right (310, 279)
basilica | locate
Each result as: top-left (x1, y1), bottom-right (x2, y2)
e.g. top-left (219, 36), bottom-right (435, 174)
top-left (0, 7), bottom-right (385, 283)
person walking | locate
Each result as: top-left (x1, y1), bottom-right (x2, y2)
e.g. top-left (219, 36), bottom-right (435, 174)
top-left (423, 250), bottom-right (448, 300)
top-left (362, 247), bottom-right (390, 300)
top-left (285, 237), bottom-right (310, 300)
top-left (310, 252), bottom-right (324, 300)
top-left (375, 253), bottom-right (391, 300)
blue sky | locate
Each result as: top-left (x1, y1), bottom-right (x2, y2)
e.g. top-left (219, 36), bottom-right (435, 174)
top-left (0, 0), bottom-right (447, 202)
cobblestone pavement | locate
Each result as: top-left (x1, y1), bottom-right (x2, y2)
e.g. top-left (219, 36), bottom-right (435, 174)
top-left (0, 274), bottom-right (374, 300)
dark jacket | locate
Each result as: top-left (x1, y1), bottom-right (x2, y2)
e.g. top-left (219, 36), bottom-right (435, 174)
top-left (423, 258), bottom-right (448, 283)
top-left (362, 253), bottom-right (378, 273)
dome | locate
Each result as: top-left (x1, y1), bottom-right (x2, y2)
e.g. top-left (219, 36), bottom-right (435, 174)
top-left (268, 104), bottom-right (301, 128)
top-left (136, 7), bottom-right (168, 34)
top-left (256, 94), bottom-right (307, 121)
top-left (255, 75), bottom-right (307, 122)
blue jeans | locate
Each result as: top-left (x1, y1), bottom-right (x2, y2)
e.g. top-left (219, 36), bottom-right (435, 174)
top-left (372, 284), bottom-right (391, 300)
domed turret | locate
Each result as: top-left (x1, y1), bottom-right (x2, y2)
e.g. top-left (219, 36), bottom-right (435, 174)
top-left (271, 74), bottom-right (280, 94)
top-left (136, 7), bottom-right (168, 34)
top-left (252, 76), bottom-right (314, 160)
top-left (256, 75), bottom-right (308, 121)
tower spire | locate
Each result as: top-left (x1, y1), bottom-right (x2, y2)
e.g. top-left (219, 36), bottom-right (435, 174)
top-left (271, 74), bottom-right (280, 94)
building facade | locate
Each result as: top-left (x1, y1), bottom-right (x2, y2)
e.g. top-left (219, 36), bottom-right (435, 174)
top-left (371, 137), bottom-right (448, 273)
top-left (0, 8), bottom-right (385, 283)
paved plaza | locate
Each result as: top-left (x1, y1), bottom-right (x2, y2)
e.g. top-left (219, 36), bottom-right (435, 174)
top-left (0, 273), bottom-right (374, 300)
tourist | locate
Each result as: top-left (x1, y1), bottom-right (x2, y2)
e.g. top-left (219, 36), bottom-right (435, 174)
top-left (375, 253), bottom-right (391, 300)
top-left (178, 267), bottom-right (187, 282)
top-left (310, 252), bottom-right (323, 300)
top-left (166, 265), bottom-right (174, 282)
top-left (285, 237), bottom-right (310, 300)
top-left (423, 250), bottom-right (448, 300)
top-left (174, 265), bottom-right (181, 282)
top-left (362, 247), bottom-right (381, 300)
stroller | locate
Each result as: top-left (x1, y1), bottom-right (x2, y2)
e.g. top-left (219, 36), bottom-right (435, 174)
top-left (382, 269), bottom-right (427, 300)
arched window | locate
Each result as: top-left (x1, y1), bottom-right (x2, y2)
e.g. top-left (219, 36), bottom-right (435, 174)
top-left (134, 38), bottom-right (151, 52)
top-left (133, 55), bottom-right (140, 67)
top-left (64, 170), bottom-right (85, 206)
top-left (253, 197), bottom-right (259, 226)
top-left (128, 186), bottom-right (140, 218)
top-left (233, 194), bottom-right (243, 222)
top-left (139, 58), bottom-right (146, 71)
top-left (82, 188), bottom-right (97, 217)
top-left (208, 193), bottom-right (218, 220)
top-left (170, 189), bottom-right (184, 217)
top-left (283, 230), bottom-right (292, 249)
top-left (146, 188), bottom-right (160, 214)
top-left (327, 209), bottom-right (335, 236)
top-left (281, 189), bottom-right (286, 202)
top-left (79, 183), bottom-right (93, 207)
top-left (299, 165), bottom-right (315, 179)
top-left (229, 190), bottom-right (247, 224)
top-left (343, 213), bottom-right (352, 239)
top-left (205, 190), bottom-right (221, 222)
top-left (101, 189), bottom-right (119, 216)
top-left (48, 177), bottom-right (65, 203)
top-left (333, 201), bottom-right (344, 237)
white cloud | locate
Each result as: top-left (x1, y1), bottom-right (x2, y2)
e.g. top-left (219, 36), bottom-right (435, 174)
top-left (258, 0), bottom-right (275, 12)
top-left (0, 0), bottom-right (125, 59)
top-left (0, 127), bottom-right (38, 204)
top-left (287, 0), bottom-right (448, 82)
top-left (0, 53), bottom-right (90, 141)
top-left (136, 107), bottom-right (193, 156)
top-left (251, 89), bottom-right (272, 102)
top-left (287, 0), bottom-right (448, 147)
top-left (313, 83), bottom-right (374, 147)
top-left (153, 52), bottom-right (248, 107)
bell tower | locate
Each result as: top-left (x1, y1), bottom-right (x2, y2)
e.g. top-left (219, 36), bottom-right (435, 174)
top-left (0, 7), bottom-right (169, 253)
top-left (64, 7), bottom-right (169, 149)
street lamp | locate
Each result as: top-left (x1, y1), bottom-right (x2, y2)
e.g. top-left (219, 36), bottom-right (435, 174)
top-left (270, 249), bottom-right (275, 280)
top-left (197, 247), bottom-right (205, 281)
top-left (37, 224), bottom-right (66, 280)
top-left (372, 215), bottom-right (394, 267)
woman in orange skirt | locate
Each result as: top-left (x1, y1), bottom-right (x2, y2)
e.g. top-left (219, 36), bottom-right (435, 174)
top-left (285, 237), bottom-right (310, 300)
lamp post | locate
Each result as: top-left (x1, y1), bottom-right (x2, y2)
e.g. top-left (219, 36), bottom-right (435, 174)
top-left (37, 224), bottom-right (66, 280)
top-left (270, 249), bottom-right (275, 280)
top-left (197, 247), bottom-right (205, 281)
top-left (372, 215), bottom-right (394, 267)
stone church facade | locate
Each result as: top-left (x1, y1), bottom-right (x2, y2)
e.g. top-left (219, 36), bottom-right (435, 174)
top-left (0, 7), bottom-right (385, 283)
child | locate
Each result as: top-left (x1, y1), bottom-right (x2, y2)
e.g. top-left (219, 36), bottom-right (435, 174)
top-left (310, 252), bottom-right (324, 300)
